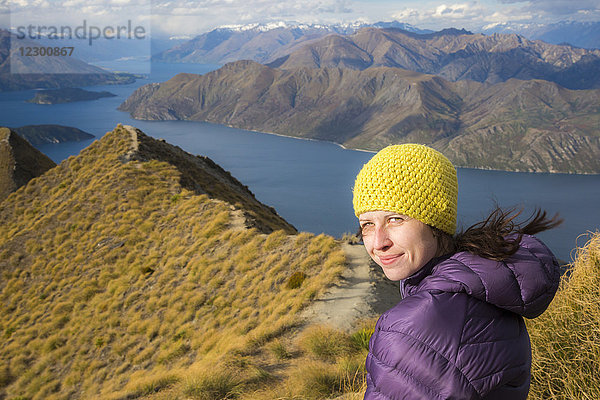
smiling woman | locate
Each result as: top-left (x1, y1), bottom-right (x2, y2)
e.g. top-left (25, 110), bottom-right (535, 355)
top-left (358, 212), bottom-right (438, 281)
top-left (352, 144), bottom-right (563, 400)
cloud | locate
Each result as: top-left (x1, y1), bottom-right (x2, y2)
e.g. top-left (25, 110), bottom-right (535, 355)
top-left (5, 0), bottom-right (599, 37)
top-left (391, 1), bottom-right (497, 29)
top-left (150, 0), bottom-right (354, 34)
top-left (496, 0), bottom-right (600, 19)
top-left (388, 0), bottom-right (599, 29)
top-left (432, 3), bottom-right (486, 18)
top-left (7, 0), bottom-right (153, 31)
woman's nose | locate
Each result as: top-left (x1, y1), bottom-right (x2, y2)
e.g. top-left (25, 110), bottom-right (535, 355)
top-left (373, 225), bottom-right (392, 250)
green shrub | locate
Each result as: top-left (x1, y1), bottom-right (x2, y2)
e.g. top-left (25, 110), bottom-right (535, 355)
top-left (286, 272), bottom-right (306, 289)
top-left (350, 325), bottom-right (375, 352)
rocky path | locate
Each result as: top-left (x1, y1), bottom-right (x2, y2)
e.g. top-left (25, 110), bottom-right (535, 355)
top-left (301, 242), bottom-right (400, 331)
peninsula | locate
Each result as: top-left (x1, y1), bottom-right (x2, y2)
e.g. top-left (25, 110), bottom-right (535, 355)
top-left (27, 88), bottom-right (117, 104)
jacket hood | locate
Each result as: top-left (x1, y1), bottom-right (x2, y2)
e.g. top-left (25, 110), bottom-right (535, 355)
top-left (401, 234), bottom-right (561, 318)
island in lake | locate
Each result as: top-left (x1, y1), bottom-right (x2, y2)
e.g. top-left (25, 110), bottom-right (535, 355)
top-left (27, 87), bottom-right (117, 104)
top-left (11, 125), bottom-right (95, 145)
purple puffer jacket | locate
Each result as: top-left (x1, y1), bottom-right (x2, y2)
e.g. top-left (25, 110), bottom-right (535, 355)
top-left (365, 234), bottom-right (560, 400)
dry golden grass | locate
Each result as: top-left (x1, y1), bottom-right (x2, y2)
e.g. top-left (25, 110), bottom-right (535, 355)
top-left (7, 124), bottom-right (597, 400)
top-left (0, 126), bottom-right (346, 399)
top-left (527, 231), bottom-right (600, 400)
top-left (242, 321), bottom-right (371, 400)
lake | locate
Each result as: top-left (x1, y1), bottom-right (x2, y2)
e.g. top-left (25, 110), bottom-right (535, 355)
top-left (1, 61), bottom-right (599, 262)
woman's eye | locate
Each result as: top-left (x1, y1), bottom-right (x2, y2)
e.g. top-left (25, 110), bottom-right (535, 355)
top-left (360, 222), bottom-right (374, 234)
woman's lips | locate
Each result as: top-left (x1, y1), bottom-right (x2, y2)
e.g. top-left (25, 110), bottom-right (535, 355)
top-left (377, 254), bottom-right (403, 266)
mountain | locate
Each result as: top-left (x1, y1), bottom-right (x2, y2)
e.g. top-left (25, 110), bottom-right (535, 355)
top-left (119, 60), bottom-right (600, 174)
top-left (270, 27), bottom-right (600, 89)
top-left (481, 21), bottom-right (600, 50)
top-left (0, 124), bottom-right (346, 399)
top-left (0, 127), bottom-right (56, 201)
top-left (11, 125), bottom-right (95, 145)
top-left (0, 30), bottom-right (137, 91)
top-left (27, 87), bottom-right (116, 104)
top-left (152, 21), bottom-right (432, 64)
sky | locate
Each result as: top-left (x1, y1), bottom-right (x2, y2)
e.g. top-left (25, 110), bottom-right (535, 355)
top-left (2, 0), bottom-right (600, 37)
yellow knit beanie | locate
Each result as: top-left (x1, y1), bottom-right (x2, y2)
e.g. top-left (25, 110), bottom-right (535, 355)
top-left (353, 144), bottom-right (458, 235)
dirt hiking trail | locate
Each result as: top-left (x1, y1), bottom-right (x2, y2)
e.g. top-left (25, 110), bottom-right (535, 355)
top-left (301, 243), bottom-right (400, 331)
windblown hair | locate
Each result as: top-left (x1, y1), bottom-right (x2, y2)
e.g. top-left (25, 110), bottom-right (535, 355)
top-left (356, 206), bottom-right (562, 262)
top-left (435, 207), bottom-right (563, 261)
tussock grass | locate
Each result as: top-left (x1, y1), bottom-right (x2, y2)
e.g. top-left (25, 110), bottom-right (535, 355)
top-left (0, 126), bottom-right (346, 399)
top-left (527, 232), bottom-right (600, 399)
top-left (298, 325), bottom-right (357, 362)
top-left (124, 372), bottom-right (180, 399)
top-left (269, 339), bottom-right (292, 360)
top-left (350, 322), bottom-right (376, 352)
top-left (340, 232), bottom-right (361, 245)
top-left (247, 322), bottom-right (371, 400)
top-left (182, 367), bottom-right (242, 400)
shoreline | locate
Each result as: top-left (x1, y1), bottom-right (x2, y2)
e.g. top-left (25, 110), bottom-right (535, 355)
top-left (154, 119), bottom-right (600, 176)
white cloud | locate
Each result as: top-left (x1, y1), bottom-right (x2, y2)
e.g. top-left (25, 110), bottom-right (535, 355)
top-left (7, 0), bottom-right (152, 33)
top-left (148, 0), bottom-right (354, 34)
top-left (390, 1), bottom-right (494, 29)
top-left (496, 0), bottom-right (600, 21)
top-left (392, 8), bottom-right (420, 20)
top-left (4, 0), bottom-right (598, 36)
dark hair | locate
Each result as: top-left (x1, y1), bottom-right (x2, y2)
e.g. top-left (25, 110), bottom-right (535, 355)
top-left (436, 206), bottom-right (563, 261)
top-left (357, 206), bottom-right (562, 262)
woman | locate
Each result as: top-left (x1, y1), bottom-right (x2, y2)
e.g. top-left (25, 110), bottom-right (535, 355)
top-left (353, 144), bottom-right (561, 400)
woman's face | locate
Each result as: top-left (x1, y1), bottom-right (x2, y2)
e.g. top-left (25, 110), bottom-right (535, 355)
top-left (359, 210), bottom-right (439, 281)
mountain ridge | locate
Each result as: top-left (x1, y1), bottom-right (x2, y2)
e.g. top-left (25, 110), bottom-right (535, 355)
top-left (0, 124), bottom-right (345, 398)
top-left (120, 124), bottom-right (296, 233)
top-left (11, 125), bottom-right (95, 145)
top-left (271, 27), bottom-right (600, 89)
top-left (482, 20), bottom-right (600, 50)
top-left (119, 60), bottom-right (600, 174)
top-left (0, 30), bottom-right (137, 91)
top-left (0, 127), bottom-right (56, 201)
top-left (154, 25), bottom-right (600, 89)
top-left (152, 21), bottom-right (432, 64)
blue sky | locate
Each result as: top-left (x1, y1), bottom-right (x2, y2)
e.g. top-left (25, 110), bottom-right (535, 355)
top-left (3, 0), bottom-right (600, 36)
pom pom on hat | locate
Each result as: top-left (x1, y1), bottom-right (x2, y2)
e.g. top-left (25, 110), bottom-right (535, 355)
top-left (353, 144), bottom-right (458, 235)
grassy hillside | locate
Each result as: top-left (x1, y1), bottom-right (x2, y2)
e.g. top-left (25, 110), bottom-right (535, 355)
top-left (0, 125), bottom-right (346, 399)
top-left (527, 231), bottom-right (600, 399)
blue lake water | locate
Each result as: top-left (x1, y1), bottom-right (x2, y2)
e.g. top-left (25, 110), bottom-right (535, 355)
top-left (1, 61), bottom-right (599, 262)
